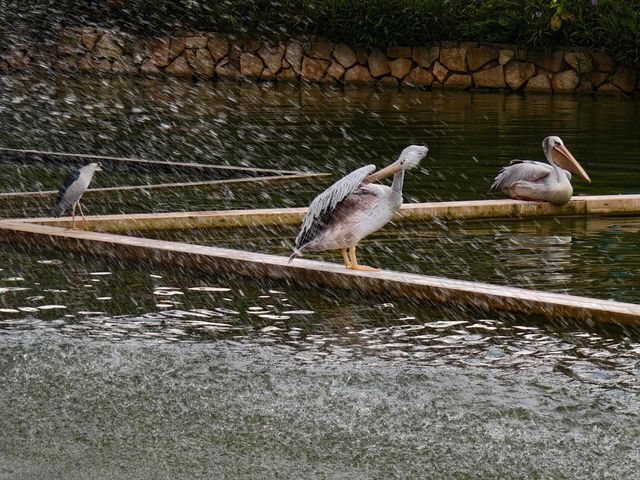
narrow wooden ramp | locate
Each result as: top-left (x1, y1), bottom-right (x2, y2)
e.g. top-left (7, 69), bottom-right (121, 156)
top-left (24, 194), bottom-right (640, 233)
top-left (1, 220), bottom-right (638, 325)
top-left (0, 146), bottom-right (329, 205)
top-left (0, 146), bottom-right (302, 175)
top-left (0, 173), bottom-right (326, 202)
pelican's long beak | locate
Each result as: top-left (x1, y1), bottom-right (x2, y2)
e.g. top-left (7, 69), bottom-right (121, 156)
top-left (365, 160), bottom-right (402, 183)
top-left (551, 145), bottom-right (591, 183)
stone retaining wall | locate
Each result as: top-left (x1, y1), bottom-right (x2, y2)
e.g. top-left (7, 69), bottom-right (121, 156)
top-left (4, 26), bottom-right (640, 95)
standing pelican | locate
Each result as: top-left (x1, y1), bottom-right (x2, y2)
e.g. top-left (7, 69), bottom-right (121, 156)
top-left (490, 136), bottom-right (591, 205)
top-left (289, 145), bottom-right (428, 271)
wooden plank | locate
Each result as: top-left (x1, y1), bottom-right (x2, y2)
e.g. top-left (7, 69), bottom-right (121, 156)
top-left (27, 208), bottom-right (307, 232)
top-left (24, 194), bottom-right (640, 232)
top-left (0, 172), bottom-right (329, 201)
top-left (0, 219), bottom-right (638, 324)
top-left (585, 194), bottom-right (640, 215)
top-left (398, 197), bottom-right (587, 221)
top-left (0, 147), bottom-right (301, 175)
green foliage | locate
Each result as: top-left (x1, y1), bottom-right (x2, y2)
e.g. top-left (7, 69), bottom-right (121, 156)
top-left (3, 0), bottom-right (640, 69)
top-left (590, 0), bottom-right (640, 70)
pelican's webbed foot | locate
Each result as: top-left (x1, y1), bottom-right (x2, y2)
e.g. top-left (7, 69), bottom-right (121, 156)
top-left (349, 264), bottom-right (380, 272)
top-left (346, 245), bottom-right (380, 272)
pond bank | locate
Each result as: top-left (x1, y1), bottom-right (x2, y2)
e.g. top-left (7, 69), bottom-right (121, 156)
top-left (4, 26), bottom-right (639, 96)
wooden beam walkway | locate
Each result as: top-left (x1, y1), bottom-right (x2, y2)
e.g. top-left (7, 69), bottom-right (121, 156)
top-left (1, 219), bottom-right (639, 324)
top-left (23, 194), bottom-right (640, 232)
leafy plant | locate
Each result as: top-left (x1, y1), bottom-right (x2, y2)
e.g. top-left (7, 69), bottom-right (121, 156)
top-left (2, 0), bottom-right (640, 69)
top-left (549, 0), bottom-right (575, 31)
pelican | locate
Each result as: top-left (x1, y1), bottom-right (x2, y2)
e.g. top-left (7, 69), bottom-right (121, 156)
top-left (490, 136), bottom-right (591, 205)
top-left (289, 145), bottom-right (428, 271)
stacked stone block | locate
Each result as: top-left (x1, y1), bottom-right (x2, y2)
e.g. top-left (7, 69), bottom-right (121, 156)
top-left (3, 27), bottom-right (639, 96)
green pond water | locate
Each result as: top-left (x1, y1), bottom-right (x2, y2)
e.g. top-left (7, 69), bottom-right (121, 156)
top-left (1, 73), bottom-right (640, 479)
top-left (1, 73), bottom-right (639, 216)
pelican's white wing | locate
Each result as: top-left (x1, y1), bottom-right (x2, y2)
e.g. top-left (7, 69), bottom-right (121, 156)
top-left (490, 160), bottom-right (570, 192)
top-left (294, 164), bottom-right (376, 251)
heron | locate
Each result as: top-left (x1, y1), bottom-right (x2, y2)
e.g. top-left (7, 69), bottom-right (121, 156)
top-left (490, 136), bottom-right (590, 205)
top-left (289, 145), bottom-right (428, 271)
top-left (52, 162), bottom-right (103, 229)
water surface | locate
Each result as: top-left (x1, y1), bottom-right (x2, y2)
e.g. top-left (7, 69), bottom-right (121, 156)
top-left (1, 246), bottom-right (640, 478)
top-left (1, 74), bottom-right (639, 217)
top-left (1, 73), bottom-right (640, 478)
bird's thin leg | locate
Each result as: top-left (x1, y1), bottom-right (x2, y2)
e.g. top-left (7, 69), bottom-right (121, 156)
top-left (77, 201), bottom-right (87, 229)
top-left (348, 245), bottom-right (380, 272)
top-left (71, 202), bottom-right (77, 230)
top-left (341, 247), bottom-right (352, 269)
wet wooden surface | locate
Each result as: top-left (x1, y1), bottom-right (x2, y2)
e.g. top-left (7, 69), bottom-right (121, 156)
top-left (1, 219), bottom-right (639, 324)
top-left (24, 194), bottom-right (640, 232)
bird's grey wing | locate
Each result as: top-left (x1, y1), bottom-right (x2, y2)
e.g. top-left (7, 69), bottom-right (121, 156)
top-left (510, 159), bottom-right (570, 181)
top-left (511, 160), bottom-right (569, 180)
top-left (53, 167), bottom-right (81, 216)
top-left (328, 185), bottom-right (383, 225)
top-left (490, 160), bottom-right (553, 192)
top-left (295, 164), bottom-right (376, 250)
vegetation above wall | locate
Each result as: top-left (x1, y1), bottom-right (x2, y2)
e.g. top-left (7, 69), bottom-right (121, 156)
top-left (3, 0), bottom-right (640, 69)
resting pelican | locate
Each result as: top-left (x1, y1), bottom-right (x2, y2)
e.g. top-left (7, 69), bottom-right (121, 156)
top-left (490, 136), bottom-right (591, 205)
top-left (289, 145), bottom-right (428, 270)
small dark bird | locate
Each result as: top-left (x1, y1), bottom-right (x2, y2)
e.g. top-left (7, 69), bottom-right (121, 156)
top-left (53, 162), bottom-right (103, 229)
